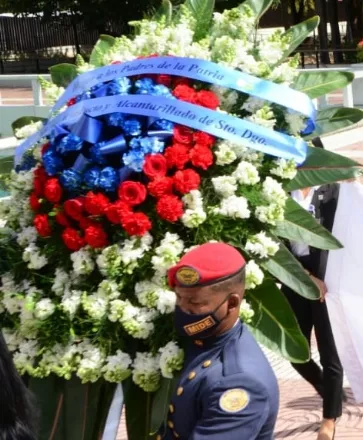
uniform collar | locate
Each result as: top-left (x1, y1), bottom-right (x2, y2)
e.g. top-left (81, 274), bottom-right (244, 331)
top-left (188, 319), bottom-right (242, 351)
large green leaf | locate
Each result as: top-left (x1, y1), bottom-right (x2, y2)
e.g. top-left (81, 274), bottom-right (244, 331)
top-left (308, 107), bottom-right (363, 138)
top-left (241, 0), bottom-right (274, 19)
top-left (49, 63), bottom-right (78, 88)
top-left (0, 155), bottom-right (13, 175)
top-left (248, 278), bottom-right (310, 362)
top-left (286, 146), bottom-right (362, 190)
top-left (150, 376), bottom-right (179, 435)
top-left (153, 0), bottom-right (173, 23)
top-left (280, 16), bottom-right (319, 61)
top-left (273, 197), bottom-right (342, 250)
top-left (184, 0), bottom-right (215, 40)
top-left (261, 239), bottom-right (320, 299)
top-left (11, 116), bottom-right (46, 139)
top-left (90, 35), bottom-right (116, 67)
top-left (293, 71), bottom-right (354, 98)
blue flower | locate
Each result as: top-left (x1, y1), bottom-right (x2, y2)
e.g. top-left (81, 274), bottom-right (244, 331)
top-left (140, 136), bottom-right (165, 154)
top-left (91, 83), bottom-right (108, 98)
top-left (122, 149), bottom-right (145, 172)
top-left (83, 166), bottom-right (101, 189)
top-left (99, 167), bottom-right (119, 192)
top-left (107, 77), bottom-right (132, 96)
top-left (89, 143), bottom-right (107, 165)
top-left (75, 91), bottom-right (92, 103)
top-left (122, 119), bottom-right (142, 136)
top-left (57, 134), bottom-right (83, 155)
top-left (135, 78), bottom-right (155, 95)
top-left (105, 113), bottom-right (125, 127)
top-left (59, 169), bottom-right (82, 192)
top-left (43, 149), bottom-right (64, 176)
top-left (153, 119), bottom-right (174, 131)
top-left (16, 153), bottom-right (37, 172)
top-left (151, 84), bottom-right (173, 98)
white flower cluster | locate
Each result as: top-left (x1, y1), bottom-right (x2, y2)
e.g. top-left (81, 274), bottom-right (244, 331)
top-left (245, 260), bottom-right (264, 290)
top-left (132, 352), bottom-right (161, 392)
top-left (255, 177), bottom-right (287, 226)
top-left (239, 299), bottom-right (255, 324)
top-left (245, 231), bottom-right (279, 259)
top-left (181, 190), bottom-right (207, 228)
top-left (151, 232), bottom-right (184, 276)
top-left (159, 341), bottom-right (184, 379)
top-left (71, 247), bottom-right (95, 275)
top-left (15, 121), bottom-right (43, 140)
top-left (22, 243), bottom-right (48, 269)
top-left (135, 280), bottom-right (176, 314)
top-left (233, 161), bottom-right (260, 185)
top-left (270, 158), bottom-right (298, 180)
top-left (102, 350), bottom-right (132, 383)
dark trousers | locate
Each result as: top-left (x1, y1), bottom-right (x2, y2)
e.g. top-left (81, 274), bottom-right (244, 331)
top-left (283, 257), bottom-right (343, 419)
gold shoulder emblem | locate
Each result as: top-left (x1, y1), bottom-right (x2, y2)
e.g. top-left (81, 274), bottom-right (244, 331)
top-left (219, 389), bottom-right (249, 413)
top-left (175, 266), bottom-right (200, 286)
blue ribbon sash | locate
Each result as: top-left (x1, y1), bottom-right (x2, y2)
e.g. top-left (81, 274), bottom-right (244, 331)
top-left (15, 94), bottom-right (307, 165)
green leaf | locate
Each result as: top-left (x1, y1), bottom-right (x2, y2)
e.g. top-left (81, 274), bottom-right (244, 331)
top-left (90, 35), bottom-right (116, 67)
top-left (150, 376), bottom-right (178, 435)
top-left (248, 279), bottom-right (310, 363)
top-left (273, 198), bottom-right (342, 250)
top-left (49, 63), bottom-right (78, 88)
top-left (286, 146), bottom-right (362, 190)
top-left (308, 107), bottom-right (363, 138)
top-left (261, 240), bottom-right (320, 299)
top-left (0, 155), bottom-right (14, 175)
top-left (293, 71), bottom-right (354, 98)
top-left (280, 16), bottom-right (319, 61)
top-left (241, 0), bottom-right (274, 19)
top-left (153, 0), bottom-right (173, 23)
top-left (11, 116), bottom-right (46, 139)
top-left (184, 0), bottom-right (215, 40)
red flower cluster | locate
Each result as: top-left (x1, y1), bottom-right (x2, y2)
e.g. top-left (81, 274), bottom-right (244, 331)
top-left (172, 85), bottom-right (220, 110)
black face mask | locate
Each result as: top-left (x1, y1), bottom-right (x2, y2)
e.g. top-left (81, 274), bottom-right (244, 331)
top-left (174, 294), bottom-right (231, 340)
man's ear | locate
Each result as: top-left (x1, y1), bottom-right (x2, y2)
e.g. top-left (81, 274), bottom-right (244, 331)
top-left (228, 293), bottom-right (240, 311)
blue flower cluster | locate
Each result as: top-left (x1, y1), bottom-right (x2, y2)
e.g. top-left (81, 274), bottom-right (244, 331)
top-left (37, 76), bottom-right (175, 195)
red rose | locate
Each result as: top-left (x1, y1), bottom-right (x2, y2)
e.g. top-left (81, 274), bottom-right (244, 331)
top-left (173, 85), bottom-right (197, 104)
top-left (147, 177), bottom-right (174, 198)
top-left (121, 212), bottom-right (152, 236)
top-left (64, 198), bottom-right (84, 221)
top-left (164, 144), bottom-right (190, 170)
top-left (55, 211), bottom-right (71, 227)
top-left (84, 224), bottom-right (109, 248)
top-left (34, 214), bottom-right (51, 237)
top-left (118, 181), bottom-right (147, 206)
top-left (143, 154), bottom-right (167, 180)
top-left (84, 192), bottom-right (110, 216)
top-left (79, 217), bottom-right (98, 230)
top-left (62, 227), bottom-right (85, 251)
top-left (196, 90), bottom-right (220, 110)
top-left (44, 178), bottom-right (63, 204)
top-left (29, 192), bottom-right (41, 211)
top-left (33, 166), bottom-right (48, 197)
top-left (193, 132), bottom-right (215, 148)
top-left (105, 201), bottom-right (132, 224)
top-left (190, 145), bottom-right (214, 170)
top-left (156, 195), bottom-right (184, 222)
top-left (67, 98), bottom-right (77, 106)
top-left (173, 77), bottom-right (191, 88)
top-left (173, 169), bottom-right (201, 194)
top-left (156, 74), bottom-right (172, 87)
top-left (173, 125), bottom-right (194, 145)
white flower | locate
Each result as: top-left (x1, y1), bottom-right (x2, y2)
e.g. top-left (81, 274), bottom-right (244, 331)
top-left (233, 161), bottom-right (260, 185)
top-left (212, 176), bottom-right (237, 198)
top-left (132, 352), bottom-right (161, 392)
top-left (242, 97), bottom-right (266, 114)
top-left (269, 62), bottom-right (299, 84)
top-left (97, 280), bottom-right (121, 300)
top-left (102, 350), bottom-right (132, 383)
top-left (82, 292), bottom-right (108, 320)
top-left (17, 226), bottom-right (37, 247)
top-left (135, 280), bottom-right (159, 308)
top-left (245, 232), bottom-right (279, 259)
top-left (245, 260), bottom-right (264, 289)
top-left (247, 106), bottom-right (276, 130)
top-left (181, 208), bottom-right (207, 228)
top-left (285, 112), bottom-right (307, 136)
top-left (52, 268), bottom-right (72, 296)
top-left (262, 177), bottom-right (287, 205)
top-left (182, 190), bottom-right (203, 210)
top-left (34, 299), bottom-right (56, 320)
top-left (15, 121), bottom-right (43, 139)
top-left (77, 344), bottom-right (105, 383)
top-left (22, 243), bottom-right (48, 269)
top-left (255, 203), bottom-right (285, 226)
top-left (61, 289), bottom-right (82, 317)
top-left (156, 289), bottom-right (176, 314)
top-left (2, 293), bottom-right (23, 315)
top-left (270, 158), bottom-right (297, 180)
top-left (258, 41), bottom-right (284, 64)
top-left (152, 233), bottom-right (184, 275)
top-left (159, 341), bottom-right (184, 379)
top-left (218, 195), bottom-right (251, 219)
top-left (239, 299), bottom-right (255, 323)
top-left (215, 142), bottom-right (238, 166)
top-left (2, 329), bottom-right (21, 351)
top-left (211, 85), bottom-right (239, 112)
top-left (13, 339), bottom-right (39, 374)
top-left (71, 247), bottom-right (95, 276)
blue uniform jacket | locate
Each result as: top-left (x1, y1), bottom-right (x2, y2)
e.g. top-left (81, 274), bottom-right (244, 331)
top-left (158, 321), bottom-right (279, 440)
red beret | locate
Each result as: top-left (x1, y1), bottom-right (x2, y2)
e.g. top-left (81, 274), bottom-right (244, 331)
top-left (168, 242), bottom-right (246, 288)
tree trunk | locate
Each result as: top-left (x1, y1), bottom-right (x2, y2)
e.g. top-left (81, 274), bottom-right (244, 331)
top-left (315, 0), bottom-right (330, 64)
top-left (328, 0), bottom-right (343, 63)
top-left (345, 0), bottom-right (363, 42)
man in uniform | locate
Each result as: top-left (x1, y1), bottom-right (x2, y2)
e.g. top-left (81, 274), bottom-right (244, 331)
top-left (157, 242), bottom-right (279, 440)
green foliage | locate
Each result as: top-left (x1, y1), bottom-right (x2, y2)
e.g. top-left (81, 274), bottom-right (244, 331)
top-left (11, 116), bottom-right (46, 139)
top-left (241, 0), bottom-right (274, 19)
top-left (273, 198), bottom-right (342, 250)
top-left (153, 0), bottom-right (173, 23)
top-left (184, 0), bottom-right (215, 40)
top-left (90, 35), bottom-right (117, 67)
top-left (150, 376), bottom-right (179, 435)
top-left (49, 64), bottom-right (78, 88)
top-left (248, 278), bottom-right (310, 362)
top-left (293, 71), bottom-right (355, 98)
top-left (311, 107), bottom-right (363, 138)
